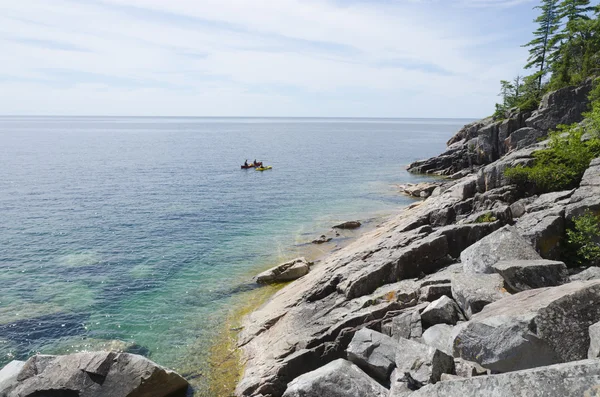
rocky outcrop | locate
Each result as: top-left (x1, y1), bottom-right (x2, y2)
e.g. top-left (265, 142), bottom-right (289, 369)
top-left (0, 352), bottom-right (189, 397)
top-left (281, 359), bottom-right (388, 397)
top-left (255, 258), bottom-right (311, 283)
top-left (409, 359), bottom-right (600, 397)
top-left (236, 81), bottom-right (600, 397)
top-left (408, 80), bottom-right (592, 177)
top-left (588, 321), bottom-right (600, 359)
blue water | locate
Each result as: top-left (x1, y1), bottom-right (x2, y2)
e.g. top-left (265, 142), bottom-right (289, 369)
top-left (0, 116), bottom-right (470, 387)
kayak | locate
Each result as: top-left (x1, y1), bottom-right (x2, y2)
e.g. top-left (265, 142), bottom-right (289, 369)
top-left (241, 162), bottom-right (263, 169)
top-left (255, 166), bottom-right (272, 171)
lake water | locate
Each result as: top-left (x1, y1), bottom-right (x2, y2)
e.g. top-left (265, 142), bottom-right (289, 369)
top-left (0, 116), bottom-right (470, 391)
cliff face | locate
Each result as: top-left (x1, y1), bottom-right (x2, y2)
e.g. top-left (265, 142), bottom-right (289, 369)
top-left (235, 81), bottom-right (600, 397)
top-left (408, 79), bottom-right (593, 176)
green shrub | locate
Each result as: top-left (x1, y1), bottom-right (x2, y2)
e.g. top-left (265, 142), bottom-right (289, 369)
top-left (504, 124), bottom-right (600, 193)
top-left (475, 213), bottom-right (497, 223)
top-left (565, 211), bottom-right (600, 265)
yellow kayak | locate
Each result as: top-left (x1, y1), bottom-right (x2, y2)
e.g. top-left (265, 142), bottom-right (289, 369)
top-left (255, 166), bottom-right (272, 171)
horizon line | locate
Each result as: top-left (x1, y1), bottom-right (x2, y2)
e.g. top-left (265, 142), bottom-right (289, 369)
top-left (0, 115), bottom-right (479, 120)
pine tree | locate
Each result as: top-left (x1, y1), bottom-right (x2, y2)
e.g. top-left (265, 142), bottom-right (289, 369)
top-left (557, 0), bottom-right (593, 24)
top-left (524, 0), bottom-right (561, 90)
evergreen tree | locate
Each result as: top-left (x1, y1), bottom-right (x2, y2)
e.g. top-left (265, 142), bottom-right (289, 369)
top-left (524, 0), bottom-right (561, 89)
top-left (557, 0), bottom-right (593, 24)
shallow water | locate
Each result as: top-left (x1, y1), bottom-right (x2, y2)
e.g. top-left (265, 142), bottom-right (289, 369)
top-left (0, 116), bottom-right (470, 389)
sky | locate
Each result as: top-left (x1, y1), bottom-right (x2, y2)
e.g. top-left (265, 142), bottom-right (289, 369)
top-left (0, 0), bottom-right (540, 118)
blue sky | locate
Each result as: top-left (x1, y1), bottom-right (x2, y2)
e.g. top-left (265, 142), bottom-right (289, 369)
top-left (0, 0), bottom-right (540, 117)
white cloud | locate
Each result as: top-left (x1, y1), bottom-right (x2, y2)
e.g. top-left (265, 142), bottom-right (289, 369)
top-left (0, 0), bottom-right (534, 117)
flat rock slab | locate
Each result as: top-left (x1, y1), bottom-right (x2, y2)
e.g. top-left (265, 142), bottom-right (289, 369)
top-left (346, 328), bottom-right (397, 382)
top-left (452, 280), bottom-right (600, 373)
top-left (571, 266), bottom-right (600, 282)
top-left (451, 272), bottom-right (509, 319)
top-left (5, 352), bottom-right (188, 397)
top-left (381, 309), bottom-right (423, 341)
top-left (493, 259), bottom-right (569, 292)
top-left (460, 225), bottom-right (542, 274)
top-left (408, 359), bottom-right (600, 397)
top-left (255, 257), bottom-right (311, 284)
top-left (282, 359), bottom-right (388, 397)
top-left (0, 361), bottom-right (25, 395)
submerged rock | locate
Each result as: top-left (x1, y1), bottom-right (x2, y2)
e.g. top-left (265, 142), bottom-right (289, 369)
top-left (333, 221), bottom-right (362, 230)
top-left (255, 258), bottom-right (311, 284)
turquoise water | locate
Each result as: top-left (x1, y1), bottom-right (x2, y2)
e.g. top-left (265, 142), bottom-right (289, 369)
top-left (0, 117), bottom-right (470, 385)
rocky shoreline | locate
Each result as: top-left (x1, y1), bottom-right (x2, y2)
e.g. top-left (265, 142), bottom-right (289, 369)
top-left (234, 81), bottom-right (600, 397)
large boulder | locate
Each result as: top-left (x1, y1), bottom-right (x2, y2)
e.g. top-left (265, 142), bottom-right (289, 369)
top-left (394, 337), bottom-right (455, 384)
top-left (0, 361), bottom-right (25, 395)
top-left (492, 259), bottom-right (569, 292)
top-left (381, 310), bottom-right (423, 341)
top-left (566, 157), bottom-right (600, 220)
top-left (420, 296), bottom-right (465, 326)
top-left (452, 280), bottom-right (600, 372)
top-left (409, 359), bottom-right (600, 397)
top-left (460, 225), bottom-right (542, 274)
top-left (4, 352), bottom-right (189, 397)
top-left (255, 258), bottom-right (311, 284)
top-left (281, 359), bottom-right (388, 397)
top-left (515, 207), bottom-right (565, 260)
top-left (346, 328), bottom-right (397, 382)
top-left (571, 266), bottom-right (600, 282)
top-left (451, 272), bottom-right (509, 319)
top-left (421, 324), bottom-right (454, 356)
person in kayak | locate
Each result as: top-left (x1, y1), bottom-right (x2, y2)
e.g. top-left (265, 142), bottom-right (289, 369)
top-left (244, 159), bottom-right (248, 167)
top-left (253, 159), bottom-right (257, 165)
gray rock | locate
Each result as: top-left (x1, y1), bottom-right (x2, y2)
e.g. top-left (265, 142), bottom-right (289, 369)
top-left (526, 78), bottom-right (592, 133)
top-left (0, 361), bottom-right (25, 396)
top-left (418, 283), bottom-right (452, 302)
top-left (346, 328), bottom-right (397, 382)
top-left (393, 337), bottom-right (455, 386)
top-left (409, 359), bottom-right (600, 397)
top-left (475, 143), bottom-right (541, 193)
top-left (452, 280), bottom-right (600, 372)
top-left (571, 266), bottom-right (600, 282)
top-left (526, 190), bottom-right (575, 213)
top-left (451, 272), bottom-right (509, 319)
top-left (493, 259), bottom-right (569, 292)
top-left (460, 225), bottom-right (542, 274)
top-left (333, 221), bottom-right (362, 230)
top-left (515, 208), bottom-right (565, 260)
top-left (436, 222), bottom-right (501, 259)
top-left (589, 321), bottom-right (600, 359)
top-left (504, 127), bottom-right (545, 152)
top-left (382, 310), bottom-right (423, 341)
top-left (421, 296), bottom-right (465, 326)
top-left (454, 358), bottom-right (488, 378)
top-left (282, 359), bottom-right (388, 397)
top-left (567, 157), bottom-right (600, 220)
top-left (421, 324), bottom-right (454, 356)
top-left (312, 235), bottom-right (333, 244)
top-left (8, 352), bottom-right (188, 397)
top-left (255, 258), bottom-right (311, 284)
